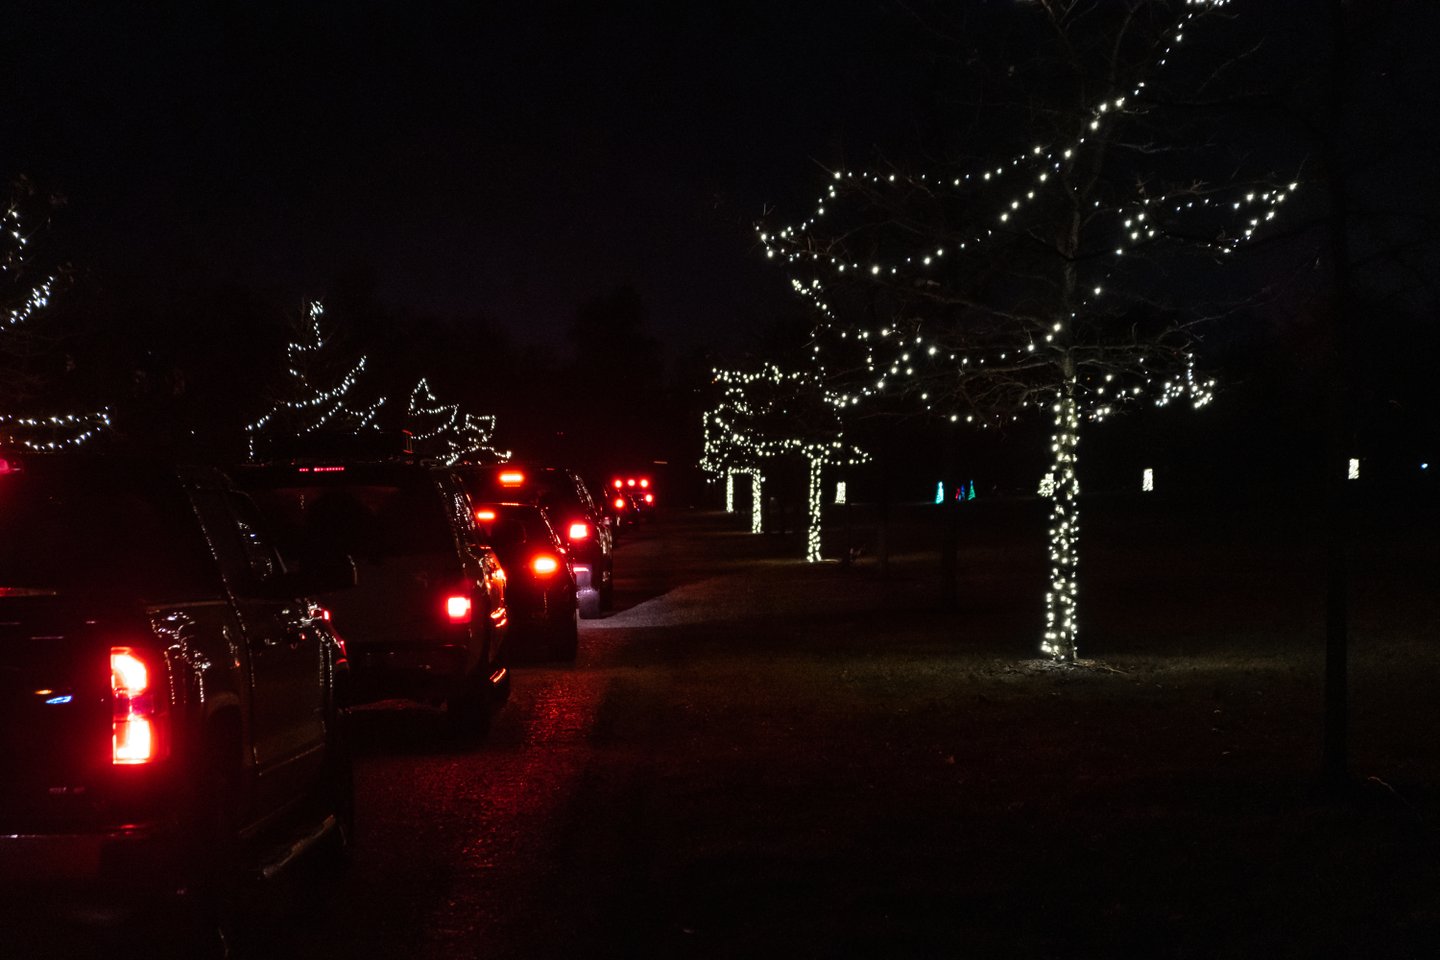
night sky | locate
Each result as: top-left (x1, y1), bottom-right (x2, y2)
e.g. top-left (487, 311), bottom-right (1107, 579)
top-left (6, 0), bottom-right (935, 359)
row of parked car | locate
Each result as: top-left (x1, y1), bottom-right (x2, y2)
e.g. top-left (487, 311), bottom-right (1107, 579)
top-left (0, 448), bottom-right (622, 949)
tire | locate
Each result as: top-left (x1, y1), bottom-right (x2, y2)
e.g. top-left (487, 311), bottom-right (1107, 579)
top-left (314, 702), bottom-right (356, 872)
top-left (599, 566), bottom-right (615, 611)
top-left (550, 611), bottom-right (579, 662)
top-left (173, 731), bottom-right (243, 958)
top-left (577, 588), bottom-right (602, 620)
top-left (445, 672), bottom-right (493, 742)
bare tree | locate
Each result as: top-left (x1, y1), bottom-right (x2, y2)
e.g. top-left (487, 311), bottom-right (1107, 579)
top-left (761, 0), bottom-right (1296, 661)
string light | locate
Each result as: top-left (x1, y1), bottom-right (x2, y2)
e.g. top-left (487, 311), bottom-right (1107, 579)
top-left (759, 0), bottom-right (1291, 658)
top-left (701, 363), bottom-right (867, 561)
top-left (245, 301), bottom-right (386, 460)
top-left (1, 197), bottom-right (110, 452)
top-left (406, 378), bottom-right (509, 465)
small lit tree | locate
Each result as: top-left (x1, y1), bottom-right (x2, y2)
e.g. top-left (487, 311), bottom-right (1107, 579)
top-left (761, 0), bottom-right (1296, 659)
top-left (406, 377), bottom-right (509, 465)
top-left (703, 363), bottom-right (866, 561)
top-left (245, 300), bottom-right (385, 459)
top-left (0, 178), bottom-right (110, 450)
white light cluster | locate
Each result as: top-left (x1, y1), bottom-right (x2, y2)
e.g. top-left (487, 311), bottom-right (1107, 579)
top-left (758, 1), bottom-right (1291, 658)
top-left (1, 200), bottom-right (111, 452)
top-left (245, 301), bottom-right (386, 460)
top-left (1040, 391), bottom-right (1082, 661)
top-left (406, 378), bottom-right (509, 466)
top-left (701, 363), bottom-right (867, 561)
top-left (0, 410), bottom-right (112, 451)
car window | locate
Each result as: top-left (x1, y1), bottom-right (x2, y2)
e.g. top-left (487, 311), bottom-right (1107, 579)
top-left (189, 488), bottom-right (287, 596)
top-left (247, 481), bottom-right (456, 563)
top-left (0, 467), bottom-right (220, 601)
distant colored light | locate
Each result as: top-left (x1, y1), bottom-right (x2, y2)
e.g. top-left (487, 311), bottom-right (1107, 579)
top-left (935, 482), bottom-right (944, 505)
top-left (499, 470), bottom-right (525, 486)
top-left (1142, 468), bottom-right (1154, 493)
top-left (476, 509), bottom-right (497, 522)
top-left (1348, 458), bottom-right (1360, 481)
top-left (613, 479), bottom-right (623, 489)
top-left (835, 481), bottom-right (847, 505)
top-left (639, 479), bottom-right (650, 488)
top-left (613, 496), bottom-right (627, 511)
top-left (643, 493), bottom-right (654, 504)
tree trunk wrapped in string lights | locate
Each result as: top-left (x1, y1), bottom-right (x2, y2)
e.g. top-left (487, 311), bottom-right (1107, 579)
top-left (702, 364), bottom-right (865, 561)
top-left (760, 0), bottom-right (1295, 660)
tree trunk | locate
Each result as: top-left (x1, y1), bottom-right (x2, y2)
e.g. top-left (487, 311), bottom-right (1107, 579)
top-left (749, 472), bottom-right (764, 535)
top-left (805, 454), bottom-right (823, 562)
top-left (1043, 382), bottom-right (1081, 662)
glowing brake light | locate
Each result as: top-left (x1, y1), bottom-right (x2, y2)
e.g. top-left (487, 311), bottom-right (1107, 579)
top-left (639, 478), bottom-right (650, 488)
top-left (613, 479), bottom-right (623, 489)
top-left (644, 493), bottom-right (654, 504)
top-left (568, 522), bottom-right (590, 541)
top-left (112, 648), bottom-right (163, 765)
top-left (475, 509), bottom-right (497, 522)
top-left (498, 470), bottom-right (525, 487)
top-left (446, 595), bottom-right (473, 623)
top-left (613, 497), bottom-right (627, 511)
top-left (531, 555), bottom-right (560, 576)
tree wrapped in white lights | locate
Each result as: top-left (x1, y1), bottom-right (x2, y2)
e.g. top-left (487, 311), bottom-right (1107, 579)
top-left (702, 363), bottom-right (866, 561)
top-left (246, 300), bottom-right (385, 460)
top-left (1, 179), bottom-right (110, 451)
top-left (761, 0), bottom-right (1294, 659)
top-left (406, 377), bottom-right (509, 465)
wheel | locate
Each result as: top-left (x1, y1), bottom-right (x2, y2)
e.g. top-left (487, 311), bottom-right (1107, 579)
top-left (313, 701), bottom-right (356, 871)
top-left (577, 588), bottom-right (602, 619)
top-left (172, 731), bottom-right (244, 957)
top-left (599, 566), bottom-right (615, 611)
top-left (550, 611), bottom-right (579, 662)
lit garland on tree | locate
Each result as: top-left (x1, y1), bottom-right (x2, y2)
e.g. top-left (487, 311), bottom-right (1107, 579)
top-left (760, 0), bottom-right (1293, 658)
top-left (702, 363), bottom-right (866, 561)
top-left (1, 189), bottom-right (110, 451)
top-left (245, 300), bottom-right (385, 460)
top-left (406, 377), bottom-right (509, 465)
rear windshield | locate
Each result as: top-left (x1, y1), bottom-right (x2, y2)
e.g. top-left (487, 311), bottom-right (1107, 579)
top-left (247, 481), bottom-right (456, 563)
top-left (0, 468), bottom-right (218, 600)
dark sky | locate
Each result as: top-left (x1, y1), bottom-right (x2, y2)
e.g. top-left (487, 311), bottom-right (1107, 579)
top-left (5, 0), bottom-right (933, 359)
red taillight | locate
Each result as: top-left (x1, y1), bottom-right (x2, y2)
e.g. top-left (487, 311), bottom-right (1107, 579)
top-left (476, 509), bottom-right (497, 522)
top-left (499, 470), bottom-right (525, 486)
top-left (626, 478), bottom-right (636, 487)
top-left (568, 522), bottom-right (590, 541)
top-left (612, 479), bottom-right (622, 489)
top-left (644, 493), bottom-right (654, 504)
top-left (446, 595), bottom-right (473, 623)
top-left (531, 555), bottom-right (560, 576)
top-left (112, 647), bottom-right (163, 765)
top-left (639, 478), bottom-right (650, 488)
top-left (613, 497), bottom-right (627, 511)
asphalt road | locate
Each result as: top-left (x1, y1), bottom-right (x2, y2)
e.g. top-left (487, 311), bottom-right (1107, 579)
top-left (252, 509), bottom-right (792, 959)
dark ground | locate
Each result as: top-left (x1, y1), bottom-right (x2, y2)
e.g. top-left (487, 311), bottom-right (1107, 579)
top-left (29, 486), bottom-right (1440, 957)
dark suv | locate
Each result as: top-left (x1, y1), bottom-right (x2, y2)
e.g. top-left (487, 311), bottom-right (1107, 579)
top-left (237, 460), bottom-right (509, 733)
top-left (456, 464), bottom-right (613, 618)
top-left (0, 454), bottom-right (354, 938)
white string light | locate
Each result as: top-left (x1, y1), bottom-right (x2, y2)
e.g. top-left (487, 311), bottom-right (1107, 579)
top-left (1, 198), bottom-right (110, 452)
top-left (245, 301), bottom-right (386, 460)
top-left (759, 0), bottom-right (1291, 656)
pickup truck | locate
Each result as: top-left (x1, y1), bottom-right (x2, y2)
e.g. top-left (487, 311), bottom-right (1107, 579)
top-left (0, 454), bottom-right (355, 944)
